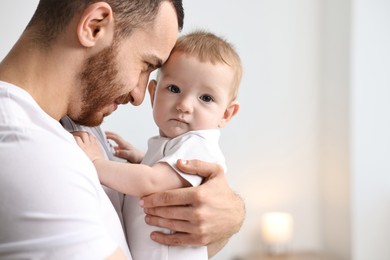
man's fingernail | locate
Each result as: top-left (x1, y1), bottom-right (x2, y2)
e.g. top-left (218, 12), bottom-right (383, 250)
top-left (139, 199), bottom-right (144, 207)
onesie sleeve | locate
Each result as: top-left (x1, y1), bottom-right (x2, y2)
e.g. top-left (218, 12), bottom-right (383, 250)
top-left (158, 131), bottom-right (225, 187)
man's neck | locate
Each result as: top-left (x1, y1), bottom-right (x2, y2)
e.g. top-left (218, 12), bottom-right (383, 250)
top-left (0, 33), bottom-right (82, 121)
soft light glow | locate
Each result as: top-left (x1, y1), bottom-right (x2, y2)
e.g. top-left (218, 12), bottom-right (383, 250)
top-left (260, 212), bottom-right (293, 246)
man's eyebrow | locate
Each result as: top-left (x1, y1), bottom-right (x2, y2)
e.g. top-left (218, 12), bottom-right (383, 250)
top-left (155, 59), bottom-right (163, 69)
top-left (146, 54), bottom-right (163, 69)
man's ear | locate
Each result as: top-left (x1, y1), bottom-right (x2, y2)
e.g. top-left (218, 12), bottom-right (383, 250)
top-left (77, 2), bottom-right (114, 48)
top-left (147, 80), bottom-right (157, 107)
top-left (219, 100), bottom-right (240, 128)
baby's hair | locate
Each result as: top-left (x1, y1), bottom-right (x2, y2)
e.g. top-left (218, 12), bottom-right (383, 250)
top-left (162, 30), bottom-right (242, 100)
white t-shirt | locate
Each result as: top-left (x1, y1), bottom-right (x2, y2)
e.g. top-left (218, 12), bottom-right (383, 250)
top-left (61, 116), bottom-right (127, 231)
top-left (0, 81), bottom-right (131, 259)
top-left (123, 130), bottom-right (226, 260)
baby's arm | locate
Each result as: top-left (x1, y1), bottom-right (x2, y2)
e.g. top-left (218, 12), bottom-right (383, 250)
top-left (73, 132), bottom-right (190, 197)
top-left (105, 131), bottom-right (144, 163)
top-left (72, 131), bottom-right (106, 162)
top-left (93, 159), bottom-right (191, 197)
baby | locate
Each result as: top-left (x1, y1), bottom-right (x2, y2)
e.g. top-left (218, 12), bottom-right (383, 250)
top-left (74, 30), bottom-right (242, 260)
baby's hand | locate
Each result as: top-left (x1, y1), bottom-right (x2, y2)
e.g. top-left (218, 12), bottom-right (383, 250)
top-left (72, 131), bottom-right (105, 162)
top-left (105, 131), bottom-right (144, 163)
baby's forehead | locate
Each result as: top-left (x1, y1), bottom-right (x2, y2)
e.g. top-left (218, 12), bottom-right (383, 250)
top-left (162, 50), bottom-right (229, 72)
top-left (168, 50), bottom-right (218, 64)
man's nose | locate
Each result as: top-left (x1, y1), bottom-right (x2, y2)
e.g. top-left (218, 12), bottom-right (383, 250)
top-left (129, 73), bottom-right (150, 106)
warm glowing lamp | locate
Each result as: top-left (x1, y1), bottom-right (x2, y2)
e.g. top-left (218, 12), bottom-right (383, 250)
top-left (260, 212), bottom-right (293, 255)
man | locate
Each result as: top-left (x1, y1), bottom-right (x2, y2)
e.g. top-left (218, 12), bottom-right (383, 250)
top-left (0, 0), bottom-right (244, 259)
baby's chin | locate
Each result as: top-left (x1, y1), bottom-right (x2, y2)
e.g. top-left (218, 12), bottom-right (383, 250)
top-left (160, 127), bottom-right (189, 139)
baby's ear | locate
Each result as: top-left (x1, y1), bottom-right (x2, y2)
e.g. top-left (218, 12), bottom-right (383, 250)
top-left (219, 101), bottom-right (240, 128)
top-left (147, 80), bottom-right (157, 107)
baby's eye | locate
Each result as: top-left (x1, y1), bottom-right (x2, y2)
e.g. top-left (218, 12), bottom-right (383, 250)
top-left (200, 94), bottom-right (214, 103)
top-left (168, 84), bottom-right (180, 93)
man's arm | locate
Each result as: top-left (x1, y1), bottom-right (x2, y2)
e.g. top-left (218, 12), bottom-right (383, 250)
top-left (140, 159), bottom-right (245, 257)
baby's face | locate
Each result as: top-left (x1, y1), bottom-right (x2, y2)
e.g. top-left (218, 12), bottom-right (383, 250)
top-left (151, 51), bottom-right (235, 138)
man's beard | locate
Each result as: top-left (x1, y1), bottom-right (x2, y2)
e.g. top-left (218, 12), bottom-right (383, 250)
top-left (75, 44), bottom-right (126, 126)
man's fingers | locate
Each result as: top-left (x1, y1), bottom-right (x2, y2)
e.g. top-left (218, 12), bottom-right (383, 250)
top-left (145, 214), bottom-right (194, 234)
top-left (149, 231), bottom-right (205, 246)
top-left (150, 231), bottom-right (186, 246)
top-left (141, 187), bottom-right (196, 208)
top-left (145, 215), bottom-right (210, 246)
top-left (144, 205), bottom-right (193, 220)
top-left (176, 159), bottom-right (223, 179)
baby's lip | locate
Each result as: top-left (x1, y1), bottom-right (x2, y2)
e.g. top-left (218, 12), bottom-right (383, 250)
top-left (172, 117), bottom-right (188, 124)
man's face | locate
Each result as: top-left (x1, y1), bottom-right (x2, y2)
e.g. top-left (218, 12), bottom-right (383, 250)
top-left (72, 2), bottom-right (179, 126)
top-left (76, 44), bottom-right (123, 126)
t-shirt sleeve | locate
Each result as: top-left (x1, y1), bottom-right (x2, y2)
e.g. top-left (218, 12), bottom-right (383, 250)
top-left (0, 131), bottom-right (123, 259)
top-left (0, 85), bottom-right (128, 259)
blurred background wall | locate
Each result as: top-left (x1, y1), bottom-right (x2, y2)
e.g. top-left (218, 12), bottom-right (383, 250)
top-left (1, 1), bottom-right (389, 259)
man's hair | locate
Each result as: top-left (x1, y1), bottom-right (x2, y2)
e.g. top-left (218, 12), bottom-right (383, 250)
top-left (26, 0), bottom-right (184, 45)
top-left (171, 30), bottom-right (242, 101)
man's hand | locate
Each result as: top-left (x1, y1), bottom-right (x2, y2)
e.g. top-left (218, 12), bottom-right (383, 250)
top-left (140, 159), bottom-right (245, 256)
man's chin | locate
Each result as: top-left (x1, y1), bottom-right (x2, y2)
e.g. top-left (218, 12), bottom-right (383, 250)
top-left (72, 115), bottom-right (104, 127)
